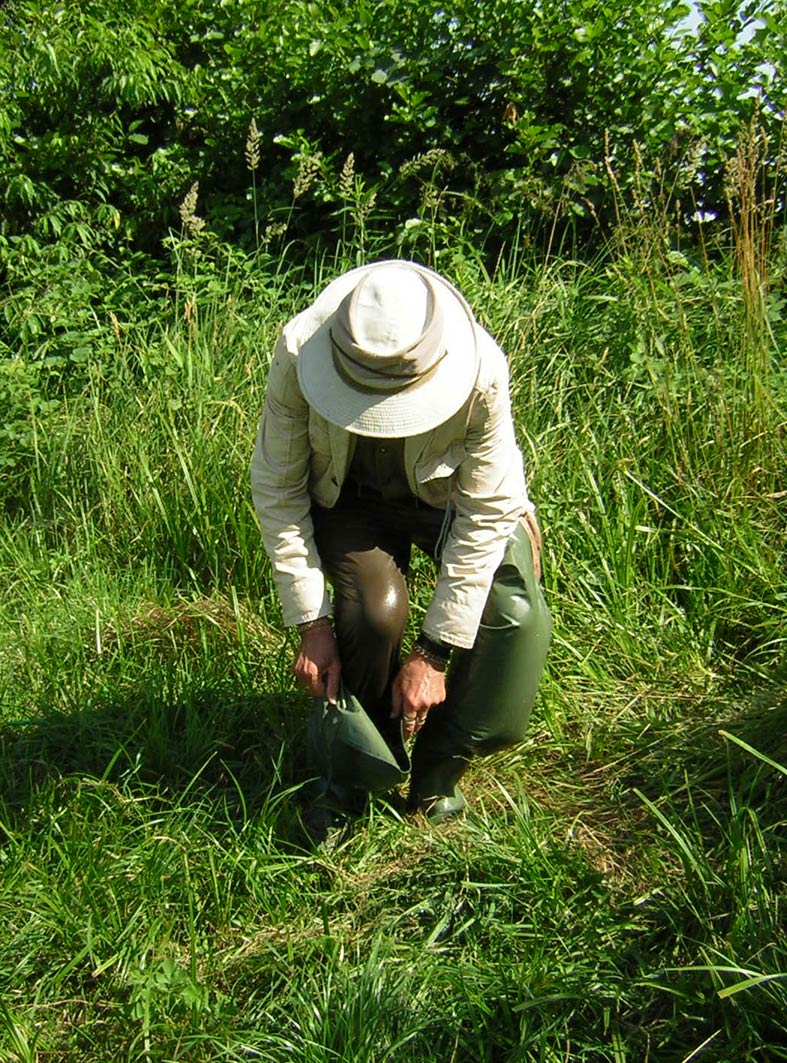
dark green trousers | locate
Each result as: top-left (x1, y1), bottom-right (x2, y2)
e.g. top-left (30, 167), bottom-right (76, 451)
top-left (312, 488), bottom-right (552, 801)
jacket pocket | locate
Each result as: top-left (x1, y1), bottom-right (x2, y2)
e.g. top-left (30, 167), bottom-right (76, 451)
top-left (414, 442), bottom-right (466, 484)
top-left (308, 415), bottom-right (333, 458)
top-left (308, 414), bottom-right (344, 508)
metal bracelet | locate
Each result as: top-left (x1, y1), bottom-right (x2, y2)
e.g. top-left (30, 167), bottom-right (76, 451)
top-left (410, 642), bottom-right (449, 672)
top-left (415, 631), bottom-right (452, 663)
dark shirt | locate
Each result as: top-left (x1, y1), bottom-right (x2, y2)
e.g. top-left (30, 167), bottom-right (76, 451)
top-left (346, 436), bottom-right (411, 502)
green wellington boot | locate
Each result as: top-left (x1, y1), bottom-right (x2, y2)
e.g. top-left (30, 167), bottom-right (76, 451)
top-left (409, 519), bottom-right (552, 820)
top-left (303, 683), bottom-right (412, 846)
top-left (300, 776), bottom-right (364, 849)
top-left (408, 748), bottom-right (468, 822)
top-left (306, 681), bottom-right (411, 792)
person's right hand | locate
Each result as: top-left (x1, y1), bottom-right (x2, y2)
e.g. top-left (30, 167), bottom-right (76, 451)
top-left (293, 626), bottom-right (341, 704)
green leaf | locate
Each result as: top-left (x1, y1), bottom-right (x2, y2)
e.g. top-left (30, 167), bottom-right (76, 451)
top-left (719, 731), bottom-right (787, 776)
top-left (718, 973), bottom-right (787, 999)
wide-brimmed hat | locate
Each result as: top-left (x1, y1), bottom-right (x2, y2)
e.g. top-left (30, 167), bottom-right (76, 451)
top-left (296, 260), bottom-right (480, 438)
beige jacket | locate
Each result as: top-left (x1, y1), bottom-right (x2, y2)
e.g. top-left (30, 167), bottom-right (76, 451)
top-left (250, 316), bottom-right (532, 649)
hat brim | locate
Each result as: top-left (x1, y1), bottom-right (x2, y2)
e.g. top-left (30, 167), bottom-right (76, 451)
top-left (296, 261), bottom-right (480, 438)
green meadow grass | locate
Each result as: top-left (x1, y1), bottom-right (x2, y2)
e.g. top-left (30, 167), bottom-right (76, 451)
top-left (0, 231), bottom-right (785, 1061)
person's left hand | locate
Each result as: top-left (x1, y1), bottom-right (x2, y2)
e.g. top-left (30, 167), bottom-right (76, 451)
top-left (391, 654), bottom-right (446, 738)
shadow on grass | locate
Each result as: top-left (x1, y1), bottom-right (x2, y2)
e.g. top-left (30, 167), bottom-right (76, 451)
top-left (0, 683), bottom-right (317, 844)
top-left (621, 687), bottom-right (787, 814)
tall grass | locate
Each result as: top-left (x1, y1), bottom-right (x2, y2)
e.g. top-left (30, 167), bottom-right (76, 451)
top-left (0, 138), bottom-right (785, 1061)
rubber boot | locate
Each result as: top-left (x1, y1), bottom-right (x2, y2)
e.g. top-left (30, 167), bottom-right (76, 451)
top-left (306, 683), bottom-right (410, 793)
top-left (410, 520), bottom-right (552, 816)
top-left (408, 746), bottom-right (468, 822)
top-left (301, 776), bottom-right (365, 849)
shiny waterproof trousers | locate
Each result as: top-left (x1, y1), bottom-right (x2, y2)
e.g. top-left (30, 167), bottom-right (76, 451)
top-left (312, 489), bottom-right (553, 807)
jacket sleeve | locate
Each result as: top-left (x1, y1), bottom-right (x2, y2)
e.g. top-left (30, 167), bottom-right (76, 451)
top-left (249, 332), bottom-right (332, 626)
top-left (422, 337), bottom-right (529, 649)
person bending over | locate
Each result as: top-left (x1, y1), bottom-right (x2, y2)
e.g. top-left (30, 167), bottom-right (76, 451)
top-left (250, 260), bottom-right (552, 821)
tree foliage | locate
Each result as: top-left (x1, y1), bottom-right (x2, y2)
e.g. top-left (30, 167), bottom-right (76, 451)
top-left (1, 0), bottom-right (782, 473)
top-left (1, 0), bottom-right (784, 252)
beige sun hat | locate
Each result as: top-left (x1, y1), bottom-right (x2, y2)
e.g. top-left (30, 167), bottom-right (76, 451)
top-left (295, 260), bottom-right (480, 438)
